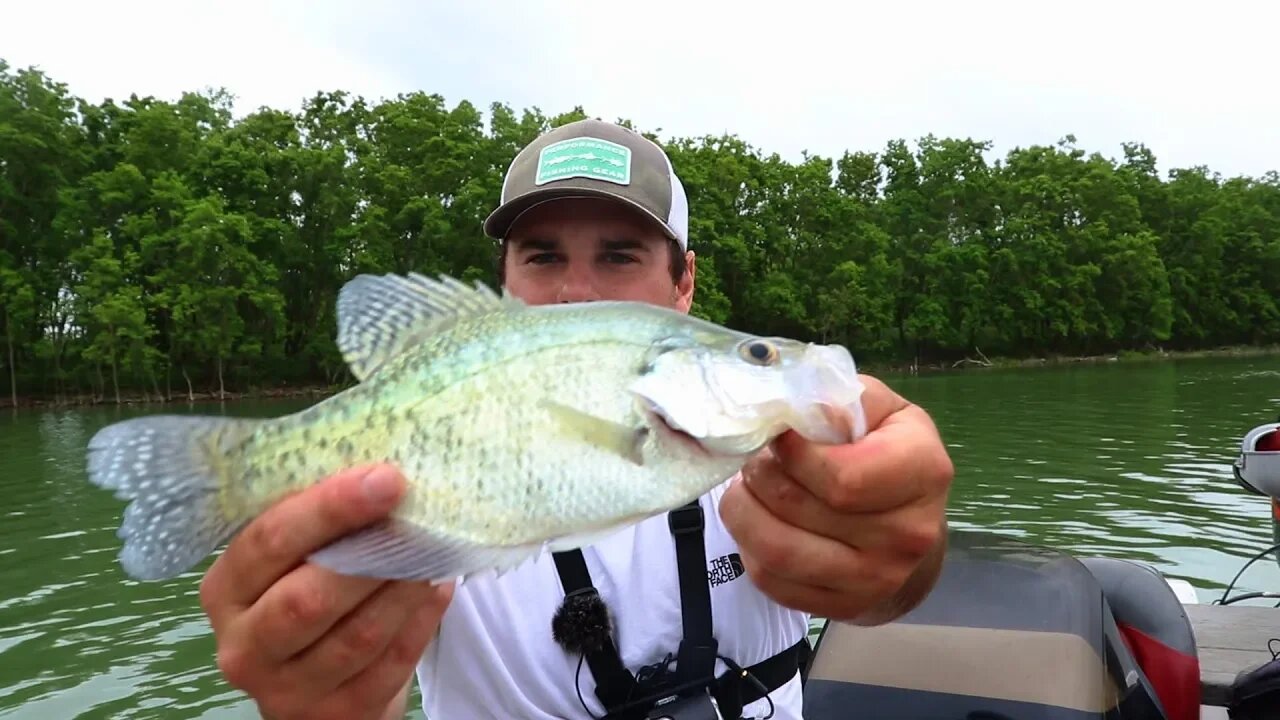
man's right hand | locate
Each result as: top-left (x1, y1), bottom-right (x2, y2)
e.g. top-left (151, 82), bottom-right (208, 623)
top-left (199, 464), bottom-right (455, 720)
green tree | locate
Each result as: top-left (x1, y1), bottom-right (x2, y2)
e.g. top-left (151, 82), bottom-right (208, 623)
top-left (2, 56), bottom-right (1277, 405)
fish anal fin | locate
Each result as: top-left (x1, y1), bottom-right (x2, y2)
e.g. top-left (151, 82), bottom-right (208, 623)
top-left (546, 523), bottom-right (637, 553)
top-left (307, 518), bottom-right (541, 582)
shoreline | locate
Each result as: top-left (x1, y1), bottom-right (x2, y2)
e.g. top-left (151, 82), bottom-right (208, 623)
top-left (842, 344), bottom-right (1280, 376)
top-left (0, 384), bottom-right (346, 410)
top-left (4, 345), bottom-right (1277, 410)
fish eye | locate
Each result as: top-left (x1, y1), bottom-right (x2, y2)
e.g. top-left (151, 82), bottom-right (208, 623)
top-left (739, 339), bottom-right (779, 365)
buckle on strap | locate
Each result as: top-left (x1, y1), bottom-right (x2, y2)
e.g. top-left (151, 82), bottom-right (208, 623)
top-left (675, 638), bottom-right (719, 689)
top-left (668, 504), bottom-right (704, 535)
top-left (643, 691), bottom-right (719, 720)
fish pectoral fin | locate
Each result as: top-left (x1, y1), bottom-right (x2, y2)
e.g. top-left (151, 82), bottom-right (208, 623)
top-left (540, 399), bottom-right (647, 466)
top-left (307, 519), bottom-right (542, 582)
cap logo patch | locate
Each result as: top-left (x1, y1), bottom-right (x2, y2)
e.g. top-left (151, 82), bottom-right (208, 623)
top-left (534, 137), bottom-right (632, 186)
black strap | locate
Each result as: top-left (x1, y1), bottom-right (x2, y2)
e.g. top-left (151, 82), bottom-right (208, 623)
top-left (551, 550), bottom-right (640, 714)
top-left (711, 638), bottom-right (808, 718)
top-left (670, 500), bottom-right (718, 693)
top-left (551, 498), bottom-right (803, 719)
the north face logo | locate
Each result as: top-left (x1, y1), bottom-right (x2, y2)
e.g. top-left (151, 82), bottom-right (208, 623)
top-left (708, 553), bottom-right (744, 587)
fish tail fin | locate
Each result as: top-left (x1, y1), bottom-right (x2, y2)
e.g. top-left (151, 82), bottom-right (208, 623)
top-left (86, 414), bottom-right (264, 581)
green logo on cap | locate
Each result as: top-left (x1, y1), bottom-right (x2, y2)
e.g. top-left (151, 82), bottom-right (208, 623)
top-left (535, 137), bottom-right (632, 186)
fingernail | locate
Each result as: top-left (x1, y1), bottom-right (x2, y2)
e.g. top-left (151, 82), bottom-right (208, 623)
top-left (362, 466), bottom-right (401, 504)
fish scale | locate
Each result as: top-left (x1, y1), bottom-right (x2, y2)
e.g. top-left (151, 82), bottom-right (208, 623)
top-left (85, 272), bottom-right (867, 583)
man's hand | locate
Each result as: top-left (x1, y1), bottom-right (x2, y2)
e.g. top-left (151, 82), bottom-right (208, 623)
top-left (199, 464), bottom-right (455, 720)
top-left (720, 374), bottom-right (953, 624)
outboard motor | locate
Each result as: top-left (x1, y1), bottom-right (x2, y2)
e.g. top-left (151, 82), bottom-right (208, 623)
top-left (803, 530), bottom-right (1200, 720)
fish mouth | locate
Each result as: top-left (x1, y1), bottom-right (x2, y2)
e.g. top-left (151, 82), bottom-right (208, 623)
top-left (641, 401), bottom-right (715, 457)
top-left (640, 400), bottom-right (757, 459)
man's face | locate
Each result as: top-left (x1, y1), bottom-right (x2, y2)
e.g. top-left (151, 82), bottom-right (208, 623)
top-left (501, 197), bottom-right (695, 312)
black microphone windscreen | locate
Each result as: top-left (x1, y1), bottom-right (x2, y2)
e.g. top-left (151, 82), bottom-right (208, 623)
top-left (552, 590), bottom-right (613, 655)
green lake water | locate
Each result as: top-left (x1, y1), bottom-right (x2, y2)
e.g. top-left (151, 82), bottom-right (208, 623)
top-left (1, 355), bottom-right (1278, 718)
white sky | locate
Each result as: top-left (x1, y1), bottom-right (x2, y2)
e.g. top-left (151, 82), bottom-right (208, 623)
top-left (3, 0), bottom-right (1277, 180)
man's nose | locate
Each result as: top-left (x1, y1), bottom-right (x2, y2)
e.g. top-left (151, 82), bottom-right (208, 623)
top-left (556, 268), bottom-right (602, 303)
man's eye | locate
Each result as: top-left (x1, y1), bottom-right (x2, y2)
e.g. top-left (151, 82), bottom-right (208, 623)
top-left (601, 252), bottom-right (637, 264)
top-left (526, 253), bottom-right (561, 264)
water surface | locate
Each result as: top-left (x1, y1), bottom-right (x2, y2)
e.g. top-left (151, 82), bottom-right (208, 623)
top-left (1, 356), bottom-right (1277, 718)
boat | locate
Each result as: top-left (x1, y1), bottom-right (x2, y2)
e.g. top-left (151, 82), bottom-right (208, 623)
top-left (796, 420), bottom-right (1280, 720)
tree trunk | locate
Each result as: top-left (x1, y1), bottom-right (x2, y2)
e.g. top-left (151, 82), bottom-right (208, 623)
top-left (111, 354), bottom-right (120, 405)
top-left (53, 327), bottom-right (66, 403)
top-left (216, 356), bottom-right (225, 399)
top-left (5, 306), bottom-right (15, 408)
top-left (182, 366), bottom-right (194, 402)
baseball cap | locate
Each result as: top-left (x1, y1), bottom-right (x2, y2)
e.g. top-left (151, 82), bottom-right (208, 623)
top-left (483, 118), bottom-right (689, 250)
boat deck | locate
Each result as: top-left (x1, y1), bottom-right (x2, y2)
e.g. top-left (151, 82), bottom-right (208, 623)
top-left (1190, 603), bottom-right (1279, 711)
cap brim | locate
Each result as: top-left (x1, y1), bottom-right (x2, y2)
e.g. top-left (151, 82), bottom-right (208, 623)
top-left (483, 187), bottom-right (681, 245)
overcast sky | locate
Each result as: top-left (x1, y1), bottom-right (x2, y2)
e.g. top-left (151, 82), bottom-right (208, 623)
top-left (4, 0), bottom-right (1276, 180)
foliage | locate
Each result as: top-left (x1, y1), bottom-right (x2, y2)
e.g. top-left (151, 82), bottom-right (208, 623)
top-left (2, 60), bottom-right (1278, 402)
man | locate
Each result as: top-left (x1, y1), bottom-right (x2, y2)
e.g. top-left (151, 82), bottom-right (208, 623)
top-left (199, 119), bottom-right (954, 720)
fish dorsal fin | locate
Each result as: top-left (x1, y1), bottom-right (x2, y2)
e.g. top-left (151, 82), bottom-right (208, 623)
top-left (336, 272), bottom-right (521, 381)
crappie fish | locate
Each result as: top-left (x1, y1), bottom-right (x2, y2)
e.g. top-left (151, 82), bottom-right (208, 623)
top-left (86, 273), bottom-right (866, 583)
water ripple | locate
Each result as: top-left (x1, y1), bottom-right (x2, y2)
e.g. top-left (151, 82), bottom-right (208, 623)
top-left (892, 356), bottom-right (1280, 598)
top-left (2, 357), bottom-right (1279, 717)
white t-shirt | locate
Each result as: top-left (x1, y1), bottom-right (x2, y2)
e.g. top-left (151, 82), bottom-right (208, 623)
top-left (414, 475), bottom-right (811, 719)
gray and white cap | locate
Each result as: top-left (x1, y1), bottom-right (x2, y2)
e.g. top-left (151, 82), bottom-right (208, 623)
top-left (482, 118), bottom-right (690, 250)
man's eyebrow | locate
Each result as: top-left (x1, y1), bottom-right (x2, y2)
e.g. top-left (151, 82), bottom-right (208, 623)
top-left (601, 237), bottom-right (653, 252)
top-left (509, 237), bottom-right (559, 252)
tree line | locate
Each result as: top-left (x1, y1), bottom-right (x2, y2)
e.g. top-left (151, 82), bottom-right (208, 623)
top-left (2, 59), bottom-right (1278, 405)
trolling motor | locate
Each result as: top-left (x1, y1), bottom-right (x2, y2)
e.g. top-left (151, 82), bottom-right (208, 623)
top-left (1232, 415), bottom-right (1280, 574)
top-left (1220, 417), bottom-right (1280, 720)
top-left (1217, 415), bottom-right (1280, 599)
top-left (1233, 415), bottom-right (1280, 498)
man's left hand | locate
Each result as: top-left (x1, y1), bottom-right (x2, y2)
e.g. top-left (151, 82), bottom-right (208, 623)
top-left (719, 374), bottom-right (953, 624)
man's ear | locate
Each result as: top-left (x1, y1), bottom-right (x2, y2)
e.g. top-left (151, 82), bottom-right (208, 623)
top-left (675, 250), bottom-right (696, 314)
